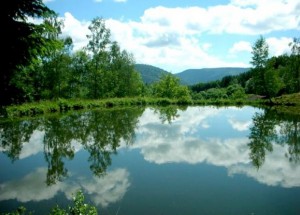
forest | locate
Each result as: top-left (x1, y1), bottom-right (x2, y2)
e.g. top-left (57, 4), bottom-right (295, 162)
top-left (2, 0), bottom-right (300, 109)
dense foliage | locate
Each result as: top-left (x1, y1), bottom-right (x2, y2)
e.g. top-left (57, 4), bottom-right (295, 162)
top-left (3, 0), bottom-right (299, 107)
top-left (191, 36), bottom-right (300, 101)
top-left (2, 0), bottom-right (57, 105)
top-left (6, 16), bottom-right (144, 103)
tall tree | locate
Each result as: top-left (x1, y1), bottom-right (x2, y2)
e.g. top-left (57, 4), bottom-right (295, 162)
top-left (2, 0), bottom-right (56, 105)
top-left (68, 50), bottom-right (90, 98)
top-left (250, 36), bottom-right (269, 96)
top-left (289, 37), bottom-right (300, 92)
top-left (250, 36), bottom-right (283, 100)
top-left (86, 17), bottom-right (111, 99)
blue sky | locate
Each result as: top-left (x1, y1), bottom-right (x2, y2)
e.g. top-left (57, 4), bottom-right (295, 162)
top-left (44, 0), bottom-right (300, 73)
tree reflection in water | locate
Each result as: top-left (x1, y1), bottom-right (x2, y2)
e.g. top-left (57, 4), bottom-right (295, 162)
top-left (153, 105), bottom-right (187, 124)
top-left (248, 108), bottom-right (300, 169)
top-left (0, 107), bottom-right (144, 185)
top-left (1, 106), bottom-right (300, 185)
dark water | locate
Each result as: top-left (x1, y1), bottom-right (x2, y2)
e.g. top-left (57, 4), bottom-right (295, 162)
top-left (1, 106), bottom-right (300, 215)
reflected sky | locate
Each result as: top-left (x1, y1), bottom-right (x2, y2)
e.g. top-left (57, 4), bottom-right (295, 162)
top-left (130, 106), bottom-right (300, 188)
top-left (1, 106), bottom-right (300, 214)
top-left (0, 167), bottom-right (130, 207)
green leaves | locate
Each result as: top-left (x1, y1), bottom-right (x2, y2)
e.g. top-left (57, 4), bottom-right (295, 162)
top-left (152, 74), bottom-right (191, 100)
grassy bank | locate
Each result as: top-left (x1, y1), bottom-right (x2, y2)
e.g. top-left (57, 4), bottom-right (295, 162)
top-left (1, 97), bottom-right (261, 118)
top-left (271, 93), bottom-right (300, 115)
top-left (2, 93), bottom-right (299, 119)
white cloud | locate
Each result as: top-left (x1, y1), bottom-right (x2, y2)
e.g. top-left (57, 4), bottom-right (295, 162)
top-left (228, 118), bottom-right (252, 131)
top-left (229, 41), bottom-right (252, 54)
top-left (130, 107), bottom-right (300, 188)
top-left (229, 144), bottom-right (300, 188)
top-left (81, 169), bottom-right (130, 207)
top-left (60, 12), bottom-right (91, 51)
top-left (0, 168), bottom-right (61, 202)
top-left (266, 37), bottom-right (293, 56)
top-left (94, 0), bottom-right (103, 2)
top-left (0, 168), bottom-right (130, 207)
top-left (58, 0), bottom-right (299, 72)
top-left (19, 130), bottom-right (44, 159)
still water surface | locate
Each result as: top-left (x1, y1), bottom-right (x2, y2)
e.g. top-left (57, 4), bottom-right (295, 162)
top-left (0, 106), bottom-right (300, 214)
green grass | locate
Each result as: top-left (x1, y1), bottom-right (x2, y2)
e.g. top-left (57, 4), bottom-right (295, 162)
top-left (4, 97), bottom-right (178, 118)
top-left (3, 94), bottom-right (299, 119)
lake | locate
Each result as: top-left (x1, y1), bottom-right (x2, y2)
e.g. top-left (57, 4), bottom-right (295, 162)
top-left (1, 106), bottom-right (300, 215)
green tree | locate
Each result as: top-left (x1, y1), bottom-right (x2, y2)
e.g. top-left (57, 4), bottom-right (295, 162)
top-left (153, 74), bottom-right (191, 100)
top-left (2, 0), bottom-right (56, 105)
top-left (250, 36), bottom-right (283, 100)
top-left (41, 36), bottom-right (73, 99)
top-left (250, 36), bottom-right (269, 96)
top-left (226, 84), bottom-right (246, 99)
top-left (9, 15), bottom-right (67, 101)
top-left (68, 50), bottom-right (90, 98)
top-left (251, 36), bottom-right (269, 69)
top-left (86, 17), bottom-right (111, 99)
top-left (248, 110), bottom-right (277, 169)
top-left (288, 37), bottom-right (300, 92)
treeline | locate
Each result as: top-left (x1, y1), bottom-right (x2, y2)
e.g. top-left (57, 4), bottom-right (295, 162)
top-left (190, 36), bottom-right (300, 101)
top-left (7, 17), bottom-right (144, 103)
top-left (3, 0), bottom-right (191, 106)
top-left (3, 0), bottom-right (299, 106)
top-left (3, 1), bottom-right (146, 105)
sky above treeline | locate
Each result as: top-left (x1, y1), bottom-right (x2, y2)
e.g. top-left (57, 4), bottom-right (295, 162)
top-left (44, 0), bottom-right (300, 73)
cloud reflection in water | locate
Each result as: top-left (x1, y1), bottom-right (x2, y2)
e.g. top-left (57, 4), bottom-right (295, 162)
top-left (131, 107), bottom-right (300, 188)
top-left (0, 168), bottom-right (130, 207)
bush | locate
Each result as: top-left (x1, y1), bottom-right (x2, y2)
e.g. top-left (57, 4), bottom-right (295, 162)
top-left (3, 190), bottom-right (98, 215)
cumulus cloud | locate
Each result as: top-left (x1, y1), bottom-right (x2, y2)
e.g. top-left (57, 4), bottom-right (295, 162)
top-left (81, 169), bottom-right (130, 207)
top-left (228, 118), bottom-right (252, 131)
top-left (0, 168), bottom-right (61, 202)
top-left (0, 168), bottom-right (130, 207)
top-left (19, 130), bottom-right (44, 159)
top-left (131, 107), bottom-right (300, 188)
top-left (58, 0), bottom-right (298, 72)
top-left (60, 12), bottom-right (90, 51)
top-left (229, 144), bottom-right (300, 188)
top-left (229, 41), bottom-right (252, 54)
top-left (266, 37), bottom-right (293, 56)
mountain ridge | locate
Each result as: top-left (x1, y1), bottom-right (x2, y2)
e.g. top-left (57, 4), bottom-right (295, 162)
top-left (134, 64), bottom-right (250, 85)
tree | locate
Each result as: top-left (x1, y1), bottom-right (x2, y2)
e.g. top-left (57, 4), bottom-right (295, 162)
top-left (2, 0), bottom-right (56, 105)
top-left (250, 36), bottom-right (283, 100)
top-left (289, 37), bottom-right (300, 92)
top-left (41, 36), bottom-right (73, 99)
top-left (86, 17), bottom-right (111, 99)
top-left (68, 50), bottom-right (90, 98)
top-left (86, 17), bottom-right (143, 99)
top-left (251, 36), bottom-right (269, 69)
top-left (152, 74), bottom-right (191, 100)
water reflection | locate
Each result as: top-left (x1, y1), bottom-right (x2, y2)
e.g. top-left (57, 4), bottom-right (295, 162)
top-left (133, 106), bottom-right (300, 188)
top-left (0, 106), bottom-right (300, 188)
top-left (153, 105), bottom-right (187, 124)
top-left (248, 108), bottom-right (300, 168)
top-left (1, 106), bottom-right (300, 214)
top-left (0, 108), bottom-right (144, 185)
top-left (0, 167), bottom-right (130, 207)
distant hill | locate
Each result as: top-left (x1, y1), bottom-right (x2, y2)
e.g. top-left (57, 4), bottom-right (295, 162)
top-left (134, 64), bottom-right (169, 84)
top-left (175, 67), bottom-right (250, 85)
